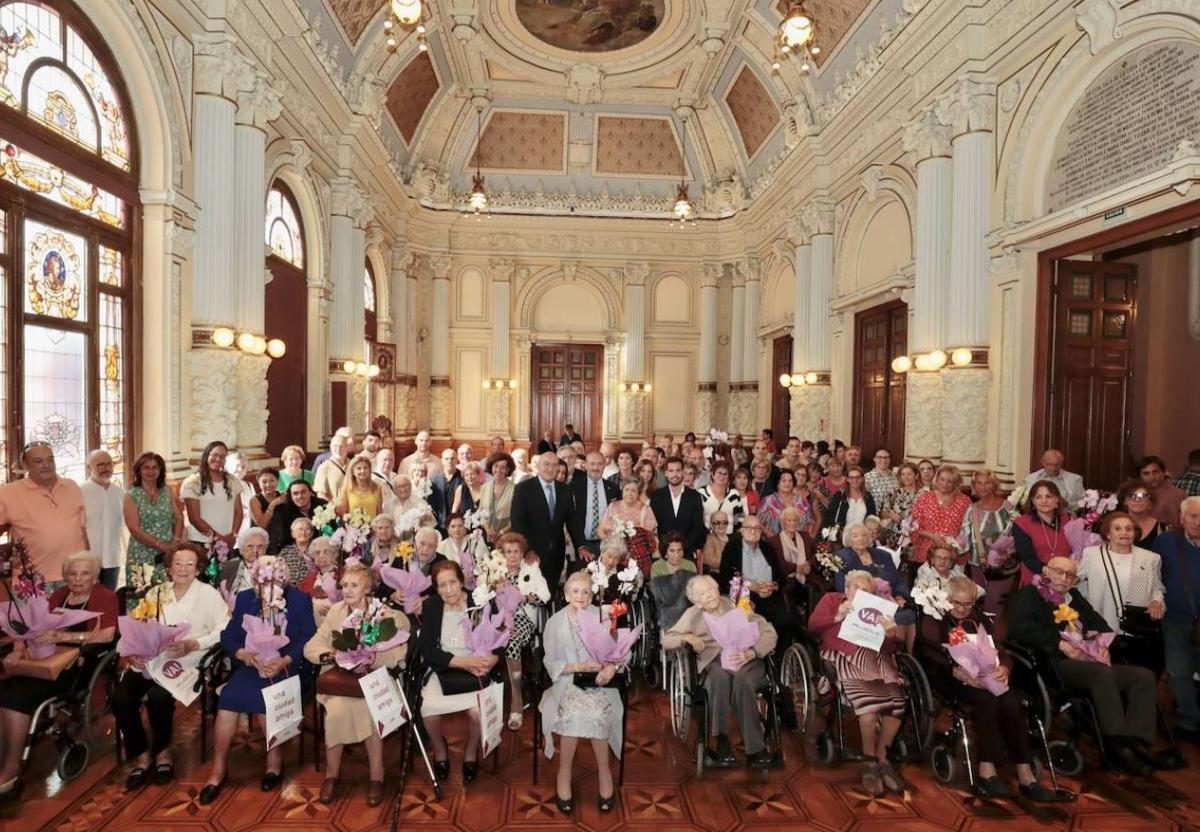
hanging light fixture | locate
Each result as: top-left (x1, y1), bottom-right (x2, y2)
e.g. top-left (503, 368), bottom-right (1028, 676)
top-left (466, 104), bottom-right (489, 217)
top-left (776, 1), bottom-right (820, 74)
top-left (671, 114), bottom-right (695, 225)
top-left (384, 0), bottom-right (427, 52)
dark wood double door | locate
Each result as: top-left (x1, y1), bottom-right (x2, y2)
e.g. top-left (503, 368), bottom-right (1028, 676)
top-left (530, 343), bottom-right (604, 448)
top-left (853, 302), bottom-right (907, 457)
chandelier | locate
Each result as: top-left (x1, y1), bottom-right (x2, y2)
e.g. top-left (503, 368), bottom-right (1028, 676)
top-left (671, 114), bottom-right (696, 226)
top-left (466, 105), bottom-right (489, 218)
top-left (772, 1), bottom-right (821, 74)
top-left (384, 0), bottom-right (427, 52)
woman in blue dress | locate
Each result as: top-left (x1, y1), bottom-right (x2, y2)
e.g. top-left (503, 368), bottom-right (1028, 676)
top-left (199, 554), bottom-right (315, 804)
top-left (835, 522), bottom-right (916, 648)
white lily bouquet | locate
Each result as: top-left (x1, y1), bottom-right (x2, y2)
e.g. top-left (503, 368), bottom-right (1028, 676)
top-left (912, 579), bottom-right (952, 620)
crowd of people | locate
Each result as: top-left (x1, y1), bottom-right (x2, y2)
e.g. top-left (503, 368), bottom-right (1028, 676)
top-left (0, 429), bottom-right (1198, 809)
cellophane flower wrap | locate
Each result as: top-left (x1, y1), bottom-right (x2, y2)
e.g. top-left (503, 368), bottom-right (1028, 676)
top-left (945, 632), bottom-right (1009, 695)
top-left (727, 573), bottom-right (753, 614)
top-left (244, 557), bottom-right (291, 677)
top-left (330, 597), bottom-right (408, 672)
top-left (1060, 628), bottom-right (1115, 665)
top-left (118, 584), bottom-right (190, 660)
top-left (986, 532), bottom-right (1017, 569)
top-left (815, 527), bottom-right (843, 578)
top-left (0, 597), bottom-right (100, 659)
top-left (461, 605), bottom-right (511, 656)
top-left (575, 606), bottom-right (642, 666)
top-left (379, 559), bottom-right (432, 615)
top-left (702, 607), bottom-right (760, 671)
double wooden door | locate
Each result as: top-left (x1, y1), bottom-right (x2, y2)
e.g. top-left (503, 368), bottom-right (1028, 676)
top-left (770, 335), bottom-right (793, 441)
top-left (530, 343), bottom-right (604, 448)
top-left (264, 258), bottom-right (308, 454)
top-left (1046, 260), bottom-right (1137, 490)
top-left (852, 301), bottom-right (907, 457)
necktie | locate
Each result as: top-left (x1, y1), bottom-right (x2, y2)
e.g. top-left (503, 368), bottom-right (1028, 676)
top-left (588, 479), bottom-right (600, 539)
top-left (544, 480), bottom-right (556, 519)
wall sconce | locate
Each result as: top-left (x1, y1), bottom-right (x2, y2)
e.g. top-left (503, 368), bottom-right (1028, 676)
top-left (266, 338), bottom-right (286, 359)
top-left (927, 349), bottom-right (948, 370)
top-left (482, 378), bottom-right (517, 390)
top-left (619, 381), bottom-right (652, 394)
top-left (951, 347), bottom-right (973, 366)
top-left (891, 355), bottom-right (912, 374)
top-left (211, 327), bottom-right (235, 348)
top-left (804, 371), bottom-right (818, 385)
top-left (368, 364), bottom-right (381, 378)
top-left (342, 359), bottom-right (357, 374)
top-left (236, 332), bottom-right (256, 352)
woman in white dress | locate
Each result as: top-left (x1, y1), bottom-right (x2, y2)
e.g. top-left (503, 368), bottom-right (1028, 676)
top-left (417, 561), bottom-right (499, 784)
top-left (540, 570), bottom-right (625, 815)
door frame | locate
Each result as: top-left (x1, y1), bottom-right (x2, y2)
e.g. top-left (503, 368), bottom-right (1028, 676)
top-left (770, 333), bottom-right (792, 442)
top-left (1032, 198), bottom-right (1200, 470)
top-left (528, 342), bottom-right (605, 448)
top-left (852, 299), bottom-right (908, 458)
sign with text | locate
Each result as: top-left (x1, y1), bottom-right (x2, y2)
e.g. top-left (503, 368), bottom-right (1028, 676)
top-left (147, 653), bottom-right (200, 706)
top-left (837, 590), bottom-right (899, 652)
top-left (359, 666), bottom-right (407, 739)
top-left (263, 675), bottom-right (302, 750)
top-left (477, 682), bottom-right (504, 758)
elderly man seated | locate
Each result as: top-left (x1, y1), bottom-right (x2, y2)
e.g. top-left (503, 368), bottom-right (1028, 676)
top-left (662, 575), bottom-right (778, 769)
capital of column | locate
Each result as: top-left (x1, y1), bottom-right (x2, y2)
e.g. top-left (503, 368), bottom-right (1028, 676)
top-left (623, 262), bottom-right (651, 286)
top-left (742, 254), bottom-right (762, 284)
top-left (902, 108), bottom-right (952, 162)
top-left (789, 216), bottom-right (812, 246)
top-left (235, 67), bottom-right (282, 130)
top-left (331, 177), bottom-right (367, 221)
top-left (430, 254), bottom-right (452, 281)
top-left (390, 241), bottom-right (409, 273)
top-left (701, 262), bottom-right (721, 289)
top-left (488, 257), bottom-right (515, 283)
top-left (365, 224), bottom-right (384, 250)
top-left (193, 35), bottom-right (245, 98)
top-left (727, 261), bottom-right (745, 288)
top-left (799, 200), bottom-right (834, 237)
top-left (936, 78), bottom-right (997, 137)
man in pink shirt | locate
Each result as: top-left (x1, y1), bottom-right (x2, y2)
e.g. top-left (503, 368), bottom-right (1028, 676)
top-left (0, 442), bottom-right (89, 584)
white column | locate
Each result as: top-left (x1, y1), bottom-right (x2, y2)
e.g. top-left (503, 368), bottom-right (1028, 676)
top-left (429, 255), bottom-right (452, 436)
top-left (728, 266), bottom-right (745, 434)
top-left (742, 255), bottom-right (761, 385)
top-left (389, 243), bottom-right (414, 436)
top-left (488, 259), bottom-right (513, 436)
top-left (800, 201), bottom-right (834, 442)
top-left (621, 263), bottom-right (649, 437)
top-left (938, 79), bottom-right (996, 470)
top-left (231, 71), bottom-right (279, 334)
top-left (788, 221), bottom-right (811, 437)
top-left (329, 178), bottom-right (364, 363)
top-left (697, 263), bottom-right (719, 433)
top-left (902, 108), bottom-right (954, 461)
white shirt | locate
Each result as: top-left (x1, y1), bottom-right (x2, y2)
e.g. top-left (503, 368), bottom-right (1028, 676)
top-left (602, 462), bottom-right (619, 480)
top-left (80, 479), bottom-right (126, 569)
top-left (670, 486), bottom-right (684, 516)
top-left (156, 579), bottom-right (231, 664)
top-left (1023, 469), bottom-right (1086, 507)
top-left (844, 496), bottom-right (869, 529)
top-left (180, 473), bottom-right (245, 542)
top-left (398, 451), bottom-right (433, 478)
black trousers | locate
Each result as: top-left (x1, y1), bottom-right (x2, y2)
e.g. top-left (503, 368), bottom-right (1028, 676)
top-left (750, 592), bottom-right (793, 657)
top-left (111, 671), bottom-right (177, 759)
top-left (1056, 659), bottom-right (1157, 744)
top-left (958, 685), bottom-right (1033, 765)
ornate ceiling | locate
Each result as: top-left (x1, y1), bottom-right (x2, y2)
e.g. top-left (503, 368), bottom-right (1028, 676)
top-left (310, 0), bottom-right (883, 218)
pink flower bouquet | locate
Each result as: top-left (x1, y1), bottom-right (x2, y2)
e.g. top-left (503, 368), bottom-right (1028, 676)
top-left (1061, 629), bottom-right (1115, 665)
top-left (462, 606), bottom-right (510, 656)
top-left (379, 563), bottom-right (432, 614)
top-left (575, 607), bottom-right (642, 666)
top-left (702, 608), bottom-right (760, 671)
top-left (117, 617), bottom-right (191, 660)
top-left (0, 597), bottom-right (100, 659)
top-left (317, 571), bottom-right (343, 604)
top-left (242, 613), bottom-right (290, 677)
top-left (945, 637), bottom-right (1009, 696)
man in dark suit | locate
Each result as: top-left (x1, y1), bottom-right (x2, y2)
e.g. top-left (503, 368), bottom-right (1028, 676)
top-left (427, 447), bottom-right (460, 530)
top-left (511, 451), bottom-right (573, 589)
top-left (569, 451), bottom-right (620, 561)
top-left (560, 422), bottom-right (580, 448)
top-left (536, 432), bottom-right (557, 455)
top-left (650, 456), bottom-right (707, 558)
top-left (717, 515), bottom-right (792, 655)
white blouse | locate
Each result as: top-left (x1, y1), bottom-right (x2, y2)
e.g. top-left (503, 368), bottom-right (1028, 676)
top-left (155, 579), bottom-right (232, 662)
top-left (180, 473), bottom-right (245, 542)
top-left (1077, 544), bottom-right (1166, 633)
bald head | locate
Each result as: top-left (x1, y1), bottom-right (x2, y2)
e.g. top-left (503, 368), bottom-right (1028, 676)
top-left (1041, 449), bottom-right (1065, 476)
top-left (585, 451), bottom-right (604, 479)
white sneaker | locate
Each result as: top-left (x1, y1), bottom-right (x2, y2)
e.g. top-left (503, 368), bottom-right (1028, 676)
top-left (507, 712), bottom-right (524, 731)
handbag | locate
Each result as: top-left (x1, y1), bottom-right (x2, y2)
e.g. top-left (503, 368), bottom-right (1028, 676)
top-left (572, 670), bottom-right (626, 689)
top-left (2, 646), bottom-right (80, 680)
top-left (316, 667), bottom-right (366, 698)
top-left (1176, 536), bottom-right (1200, 647)
top-left (1098, 546), bottom-right (1161, 643)
top-left (436, 667), bottom-right (490, 695)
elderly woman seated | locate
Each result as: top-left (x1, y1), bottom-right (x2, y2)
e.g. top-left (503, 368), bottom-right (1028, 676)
top-left (297, 536), bottom-right (340, 626)
top-left (277, 517), bottom-right (316, 584)
top-left (303, 560), bottom-right (409, 806)
top-left (418, 561), bottom-right (499, 784)
top-left (662, 575), bottom-right (778, 769)
top-left (918, 576), bottom-right (1067, 801)
top-left (914, 544), bottom-right (985, 599)
top-left (0, 551), bottom-right (119, 793)
top-left (836, 522), bottom-right (915, 647)
top-left (379, 526), bottom-right (445, 616)
top-left (367, 513), bottom-right (400, 568)
top-left (589, 536), bottom-right (644, 603)
top-left (494, 532), bottom-right (551, 731)
top-left (218, 527), bottom-right (270, 598)
top-left (1006, 556), bottom-right (1167, 775)
top-left (112, 543), bottom-right (229, 789)
top-left (809, 570), bottom-right (908, 796)
top-left (540, 570), bottom-right (627, 814)
top-left (200, 555), bottom-right (316, 804)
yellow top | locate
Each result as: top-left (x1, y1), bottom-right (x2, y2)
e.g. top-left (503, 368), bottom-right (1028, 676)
top-left (347, 488), bottom-right (381, 520)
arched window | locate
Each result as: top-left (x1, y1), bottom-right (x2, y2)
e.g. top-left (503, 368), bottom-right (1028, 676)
top-left (0, 1), bottom-right (137, 482)
top-left (363, 260), bottom-right (377, 342)
top-left (265, 186), bottom-right (303, 269)
top-left (263, 180), bottom-right (308, 455)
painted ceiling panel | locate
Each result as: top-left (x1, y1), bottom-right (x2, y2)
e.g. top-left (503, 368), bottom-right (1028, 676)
top-left (386, 51), bottom-right (440, 144)
top-left (469, 111), bottom-right (566, 173)
top-left (724, 65), bottom-right (779, 159)
top-left (324, 0), bottom-right (380, 45)
top-left (594, 116), bottom-right (684, 177)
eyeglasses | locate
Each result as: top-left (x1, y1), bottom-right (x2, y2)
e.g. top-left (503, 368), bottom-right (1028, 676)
top-left (949, 599), bottom-right (975, 608)
top-left (742, 525), bottom-right (762, 533)
top-left (1044, 565), bottom-right (1078, 582)
top-left (1127, 492), bottom-right (1151, 501)
top-left (711, 520), bottom-right (729, 527)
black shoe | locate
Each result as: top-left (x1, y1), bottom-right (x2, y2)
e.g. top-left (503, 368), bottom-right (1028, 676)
top-left (1111, 744), bottom-right (1154, 776)
top-left (715, 734), bottom-right (734, 759)
top-left (1153, 747), bottom-right (1188, 770)
top-left (153, 763), bottom-right (174, 786)
top-left (1175, 727), bottom-right (1200, 745)
top-left (747, 750), bottom-right (773, 770)
top-left (433, 759), bottom-right (450, 781)
top-left (704, 748), bottom-right (737, 768)
top-left (1019, 781), bottom-right (1075, 802)
top-left (198, 780), bottom-right (224, 806)
top-left (462, 761), bottom-right (479, 783)
top-left (261, 770), bottom-right (283, 791)
top-left (598, 792), bottom-right (616, 812)
top-left (975, 776), bottom-right (1011, 797)
top-left (125, 767), bottom-right (149, 791)
top-left (554, 793), bottom-right (574, 814)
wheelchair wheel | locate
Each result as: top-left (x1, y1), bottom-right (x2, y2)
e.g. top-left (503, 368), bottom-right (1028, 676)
top-left (56, 741), bottom-right (89, 782)
top-left (780, 643), bottom-right (816, 736)
top-left (643, 661), bottom-right (661, 690)
top-left (1010, 651), bottom-right (1054, 735)
top-left (667, 652), bottom-right (692, 741)
top-left (1048, 740), bottom-right (1083, 777)
top-left (896, 652), bottom-right (936, 752)
top-left (83, 652), bottom-right (119, 751)
top-left (930, 744), bottom-right (957, 784)
top-left (814, 732), bottom-right (837, 765)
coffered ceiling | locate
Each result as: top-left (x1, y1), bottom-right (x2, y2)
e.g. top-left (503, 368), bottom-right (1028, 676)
top-left (308, 0), bottom-right (882, 218)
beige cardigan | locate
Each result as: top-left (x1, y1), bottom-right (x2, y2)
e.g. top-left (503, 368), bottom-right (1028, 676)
top-left (661, 597), bottom-right (777, 672)
top-left (303, 599), bottom-right (410, 671)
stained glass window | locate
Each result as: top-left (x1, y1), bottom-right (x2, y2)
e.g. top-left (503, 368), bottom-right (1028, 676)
top-left (0, 140), bottom-right (126, 227)
top-left (98, 294), bottom-right (124, 462)
top-left (0, 209), bottom-right (6, 484)
top-left (0, 2), bottom-right (130, 169)
top-left (364, 266), bottom-right (376, 312)
top-left (23, 218), bottom-right (87, 321)
top-left (99, 245), bottom-right (121, 286)
top-left (23, 324), bottom-right (87, 481)
top-left (265, 186), bottom-right (303, 268)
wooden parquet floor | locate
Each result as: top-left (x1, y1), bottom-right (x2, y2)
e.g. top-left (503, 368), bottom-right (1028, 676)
top-left (4, 680), bottom-right (1200, 832)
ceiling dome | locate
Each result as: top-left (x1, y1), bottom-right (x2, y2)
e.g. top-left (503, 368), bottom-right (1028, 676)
top-left (514, 0), bottom-right (667, 54)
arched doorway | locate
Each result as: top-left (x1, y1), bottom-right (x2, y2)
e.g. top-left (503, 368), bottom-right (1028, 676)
top-left (264, 182), bottom-right (308, 454)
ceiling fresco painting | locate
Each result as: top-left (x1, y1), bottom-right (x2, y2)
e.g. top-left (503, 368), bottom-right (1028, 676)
top-left (514, 0), bottom-right (666, 53)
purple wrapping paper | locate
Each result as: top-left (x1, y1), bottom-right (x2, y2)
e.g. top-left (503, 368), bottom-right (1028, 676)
top-left (242, 613), bottom-right (290, 676)
top-left (317, 571), bottom-right (342, 603)
top-left (379, 564), bottom-right (432, 614)
top-left (1062, 628), bottom-right (1115, 665)
top-left (462, 606), bottom-right (510, 656)
top-left (494, 583), bottom-right (521, 629)
top-left (702, 609), bottom-right (761, 672)
top-left (117, 616), bottom-right (191, 659)
top-left (0, 597), bottom-right (101, 659)
top-left (945, 638), bottom-right (1009, 696)
top-left (575, 608), bottom-right (642, 666)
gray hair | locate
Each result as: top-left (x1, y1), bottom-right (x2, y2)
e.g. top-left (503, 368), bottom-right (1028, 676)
top-left (564, 569), bottom-right (593, 595)
top-left (309, 536), bottom-right (335, 557)
top-left (237, 527), bottom-right (269, 549)
top-left (842, 522), bottom-right (870, 548)
top-left (844, 569), bottom-right (874, 592)
top-left (599, 535), bottom-right (627, 558)
top-left (946, 575), bottom-right (978, 600)
top-left (1182, 496), bottom-right (1200, 517)
top-left (414, 526), bottom-right (442, 546)
top-left (289, 516), bottom-right (314, 533)
top-left (779, 506), bottom-right (802, 525)
top-left (685, 574), bottom-right (720, 603)
top-left (61, 550), bottom-right (101, 576)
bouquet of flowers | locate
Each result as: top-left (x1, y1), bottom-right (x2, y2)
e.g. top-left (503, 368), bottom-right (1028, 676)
top-left (575, 606), bottom-right (642, 666)
top-left (1005, 484), bottom-right (1029, 512)
top-left (911, 579), bottom-right (952, 620)
top-left (472, 548), bottom-right (511, 606)
top-left (611, 518), bottom-right (637, 540)
top-left (0, 597), bottom-right (99, 659)
top-left (945, 624), bottom-right (1008, 695)
top-left (586, 560), bottom-right (640, 599)
top-left (203, 539), bottom-right (231, 585)
top-left (727, 573), bottom-right (753, 615)
top-left (412, 476), bottom-right (433, 500)
top-left (702, 607), bottom-right (760, 671)
top-left (1077, 489), bottom-right (1117, 525)
top-left (895, 515), bottom-right (917, 553)
top-left (129, 562), bottom-right (158, 594)
top-left (311, 503), bottom-right (338, 535)
top-left (330, 596), bottom-right (409, 672)
top-left (118, 586), bottom-right (191, 662)
top-left (986, 532), bottom-right (1017, 570)
top-left (464, 507), bottom-right (490, 534)
top-left (379, 560), bottom-right (432, 615)
top-left (814, 527), bottom-right (844, 580)
top-left (515, 562), bottom-right (551, 605)
top-left (461, 605), bottom-right (511, 656)
top-left (395, 507), bottom-right (426, 538)
top-left (244, 557), bottom-right (291, 677)
top-left (316, 570), bottom-right (343, 604)
top-left (331, 507), bottom-right (371, 561)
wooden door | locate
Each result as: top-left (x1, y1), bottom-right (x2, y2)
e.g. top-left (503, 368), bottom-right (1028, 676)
top-left (852, 301), bottom-right (907, 457)
top-left (770, 335), bottom-right (793, 440)
top-left (1048, 260), bottom-right (1137, 490)
top-left (530, 344), bottom-right (604, 448)
top-left (265, 259), bottom-right (307, 454)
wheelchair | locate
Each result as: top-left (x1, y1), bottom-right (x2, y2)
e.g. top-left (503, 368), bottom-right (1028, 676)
top-left (666, 645), bottom-right (785, 778)
top-left (5, 642), bottom-right (121, 793)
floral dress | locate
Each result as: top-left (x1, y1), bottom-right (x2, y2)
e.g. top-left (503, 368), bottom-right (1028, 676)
top-left (125, 486), bottom-right (174, 590)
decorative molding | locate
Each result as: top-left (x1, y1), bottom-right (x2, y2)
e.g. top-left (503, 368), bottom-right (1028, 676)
top-left (1076, 0), bottom-right (1123, 56)
top-left (936, 79), bottom-right (997, 137)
